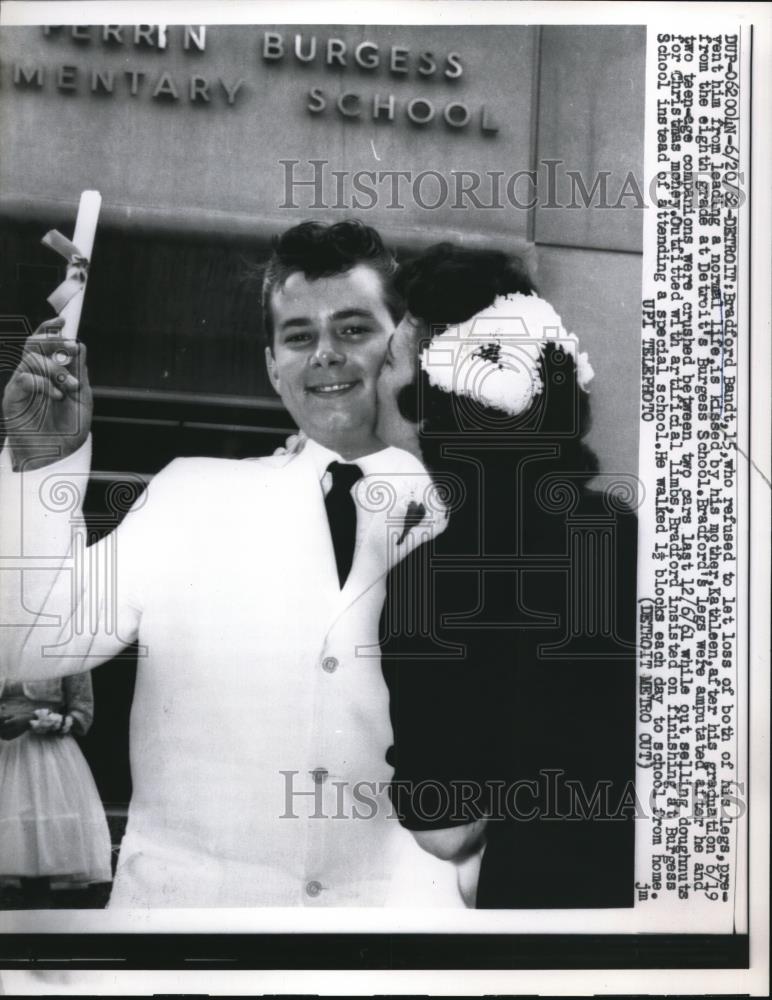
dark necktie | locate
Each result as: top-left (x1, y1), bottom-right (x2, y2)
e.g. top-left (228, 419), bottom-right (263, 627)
top-left (324, 461), bottom-right (363, 588)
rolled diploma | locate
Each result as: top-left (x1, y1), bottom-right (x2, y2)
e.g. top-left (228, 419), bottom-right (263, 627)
top-left (60, 190), bottom-right (101, 341)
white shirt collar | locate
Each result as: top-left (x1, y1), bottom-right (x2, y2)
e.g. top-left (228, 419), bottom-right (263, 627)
top-left (303, 437), bottom-right (399, 486)
top-left (302, 436), bottom-right (448, 556)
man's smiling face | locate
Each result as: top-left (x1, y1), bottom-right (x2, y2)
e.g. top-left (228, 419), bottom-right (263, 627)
top-left (265, 264), bottom-right (394, 460)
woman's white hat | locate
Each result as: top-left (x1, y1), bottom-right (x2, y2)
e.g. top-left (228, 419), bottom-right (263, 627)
top-left (419, 292), bottom-right (594, 416)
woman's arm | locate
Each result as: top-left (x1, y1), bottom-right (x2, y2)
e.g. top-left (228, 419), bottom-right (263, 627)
top-left (62, 670), bottom-right (95, 735)
top-left (413, 818), bottom-right (487, 861)
top-left (381, 548), bottom-right (493, 838)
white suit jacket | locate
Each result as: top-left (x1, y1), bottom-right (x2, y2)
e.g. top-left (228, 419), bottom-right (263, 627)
top-left (0, 438), bottom-right (458, 907)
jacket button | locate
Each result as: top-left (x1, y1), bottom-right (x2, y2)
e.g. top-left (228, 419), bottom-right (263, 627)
top-left (322, 656), bottom-right (338, 673)
top-left (310, 768), bottom-right (329, 785)
top-left (306, 880), bottom-right (322, 898)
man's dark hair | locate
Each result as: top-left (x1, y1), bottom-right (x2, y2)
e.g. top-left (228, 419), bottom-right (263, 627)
top-left (262, 220), bottom-right (401, 348)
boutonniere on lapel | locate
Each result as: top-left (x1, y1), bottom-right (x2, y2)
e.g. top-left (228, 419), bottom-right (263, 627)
top-left (396, 499), bottom-right (427, 546)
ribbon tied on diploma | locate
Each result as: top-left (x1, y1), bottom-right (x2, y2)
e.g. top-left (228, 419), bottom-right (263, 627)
top-left (41, 230), bottom-right (90, 312)
top-left (40, 190), bottom-right (102, 341)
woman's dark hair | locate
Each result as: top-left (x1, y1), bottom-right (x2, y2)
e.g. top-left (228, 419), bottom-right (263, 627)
top-left (392, 243), bottom-right (599, 490)
top-left (394, 241), bottom-right (535, 327)
top-left (261, 220), bottom-right (402, 347)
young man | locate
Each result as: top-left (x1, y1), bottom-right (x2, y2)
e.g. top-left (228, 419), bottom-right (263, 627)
top-left (0, 221), bottom-right (456, 907)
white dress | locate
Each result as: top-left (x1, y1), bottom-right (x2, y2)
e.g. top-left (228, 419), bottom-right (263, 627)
top-left (0, 677), bottom-right (112, 884)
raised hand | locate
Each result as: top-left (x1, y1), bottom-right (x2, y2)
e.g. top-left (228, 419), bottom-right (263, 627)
top-left (2, 318), bottom-right (93, 471)
top-left (273, 430), bottom-right (307, 457)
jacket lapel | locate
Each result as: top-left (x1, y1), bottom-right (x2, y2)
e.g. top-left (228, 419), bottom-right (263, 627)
top-left (327, 448), bottom-right (449, 628)
top-left (271, 448), bottom-right (340, 613)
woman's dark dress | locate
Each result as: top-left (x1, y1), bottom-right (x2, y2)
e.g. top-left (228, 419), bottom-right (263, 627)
top-left (381, 457), bottom-right (638, 909)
